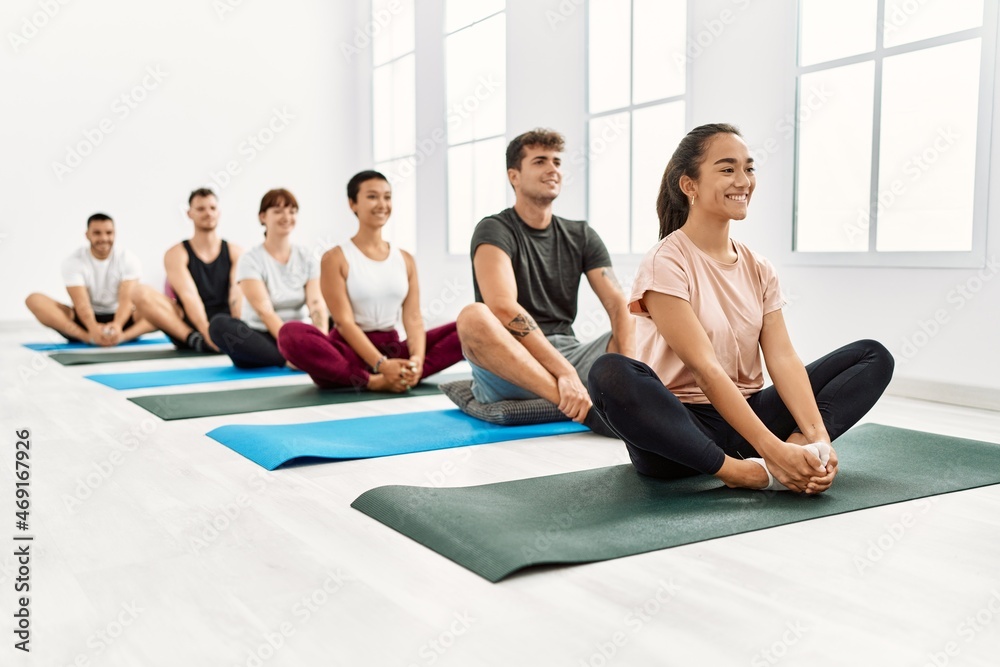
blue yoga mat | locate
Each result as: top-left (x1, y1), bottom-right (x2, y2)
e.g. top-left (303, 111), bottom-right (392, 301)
top-left (207, 409), bottom-right (590, 469)
top-left (23, 335), bottom-right (171, 351)
top-left (85, 365), bottom-right (302, 390)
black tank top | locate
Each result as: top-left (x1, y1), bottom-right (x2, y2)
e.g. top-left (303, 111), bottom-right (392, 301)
top-left (179, 240), bottom-right (231, 315)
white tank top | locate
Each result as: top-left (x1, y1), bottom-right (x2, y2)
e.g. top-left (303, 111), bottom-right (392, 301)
top-left (341, 240), bottom-right (409, 332)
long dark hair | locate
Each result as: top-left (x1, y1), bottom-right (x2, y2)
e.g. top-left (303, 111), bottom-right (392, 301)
top-left (656, 123), bottom-right (743, 239)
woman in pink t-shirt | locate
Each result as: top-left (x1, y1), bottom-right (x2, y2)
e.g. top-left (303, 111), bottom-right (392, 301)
top-left (588, 123), bottom-right (894, 494)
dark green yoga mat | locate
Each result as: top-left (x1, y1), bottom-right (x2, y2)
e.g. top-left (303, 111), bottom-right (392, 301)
top-left (50, 349), bottom-right (206, 365)
top-left (352, 424), bottom-right (1000, 582)
top-left (129, 381), bottom-right (444, 420)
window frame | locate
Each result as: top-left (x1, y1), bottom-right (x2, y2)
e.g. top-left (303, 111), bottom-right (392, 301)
top-left (787, 0), bottom-right (997, 268)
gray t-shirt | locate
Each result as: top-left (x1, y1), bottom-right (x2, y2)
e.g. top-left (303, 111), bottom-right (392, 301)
top-left (470, 207), bottom-right (612, 337)
top-left (236, 244), bottom-right (320, 331)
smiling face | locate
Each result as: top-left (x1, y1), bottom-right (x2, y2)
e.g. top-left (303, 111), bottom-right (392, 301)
top-left (350, 177), bottom-right (392, 229)
top-left (508, 145), bottom-right (562, 204)
top-left (259, 201), bottom-right (297, 237)
top-left (682, 133), bottom-right (755, 221)
top-left (188, 194), bottom-right (220, 231)
top-left (85, 220), bottom-right (115, 260)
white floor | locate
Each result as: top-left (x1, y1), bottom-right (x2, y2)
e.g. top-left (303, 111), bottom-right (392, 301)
top-left (3, 325), bottom-right (1000, 667)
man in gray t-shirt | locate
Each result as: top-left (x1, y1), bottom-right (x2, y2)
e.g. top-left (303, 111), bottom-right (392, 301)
top-left (457, 129), bottom-right (635, 431)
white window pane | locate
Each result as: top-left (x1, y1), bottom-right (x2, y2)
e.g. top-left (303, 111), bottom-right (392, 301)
top-left (473, 137), bottom-right (508, 233)
top-left (448, 144), bottom-right (474, 254)
top-left (884, 0), bottom-right (983, 48)
top-left (391, 54), bottom-right (416, 158)
top-left (445, 14), bottom-right (506, 144)
top-left (588, 0), bottom-right (631, 113)
top-left (448, 138), bottom-right (507, 255)
top-left (373, 0), bottom-right (415, 66)
top-left (373, 55), bottom-right (415, 162)
top-left (633, 0), bottom-right (685, 104)
top-left (445, 0), bottom-right (503, 33)
top-left (631, 102), bottom-right (685, 254)
top-left (876, 39), bottom-right (980, 252)
top-left (375, 157), bottom-right (418, 254)
top-left (588, 112), bottom-right (631, 254)
top-left (795, 62), bottom-right (875, 252)
top-left (799, 0), bottom-right (877, 66)
top-left (372, 64), bottom-right (393, 162)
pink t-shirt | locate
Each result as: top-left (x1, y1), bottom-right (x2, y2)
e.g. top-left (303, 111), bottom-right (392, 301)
top-left (629, 229), bottom-right (786, 404)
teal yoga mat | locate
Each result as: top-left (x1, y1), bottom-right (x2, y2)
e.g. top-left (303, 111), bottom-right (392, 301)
top-left (85, 365), bottom-right (301, 389)
top-left (51, 349), bottom-right (206, 365)
top-left (351, 424), bottom-right (1000, 582)
top-left (23, 335), bottom-right (170, 351)
top-left (130, 381), bottom-right (445, 420)
top-left (207, 409), bottom-right (590, 469)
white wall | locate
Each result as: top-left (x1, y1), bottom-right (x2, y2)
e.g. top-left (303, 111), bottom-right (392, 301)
top-left (0, 0), bottom-right (366, 317)
top-left (5, 0), bottom-right (997, 392)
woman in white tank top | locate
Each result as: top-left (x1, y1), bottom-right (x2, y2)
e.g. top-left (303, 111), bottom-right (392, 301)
top-left (277, 171), bottom-right (463, 391)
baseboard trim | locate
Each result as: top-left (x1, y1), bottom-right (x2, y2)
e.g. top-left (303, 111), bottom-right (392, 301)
top-left (887, 377), bottom-right (1000, 412)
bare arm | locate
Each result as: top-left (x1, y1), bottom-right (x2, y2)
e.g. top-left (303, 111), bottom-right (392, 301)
top-left (66, 285), bottom-right (102, 343)
top-left (227, 243), bottom-right (244, 319)
top-left (642, 291), bottom-right (824, 490)
top-left (239, 279), bottom-right (285, 340)
top-left (304, 278), bottom-right (328, 335)
top-left (112, 278), bottom-right (139, 330)
top-left (164, 245), bottom-right (211, 337)
top-left (585, 266), bottom-right (635, 358)
top-left (473, 244), bottom-right (575, 379)
top-left (399, 251), bottom-right (425, 362)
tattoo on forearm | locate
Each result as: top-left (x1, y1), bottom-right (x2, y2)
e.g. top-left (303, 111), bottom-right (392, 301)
top-left (506, 313), bottom-right (539, 338)
top-left (602, 267), bottom-right (624, 294)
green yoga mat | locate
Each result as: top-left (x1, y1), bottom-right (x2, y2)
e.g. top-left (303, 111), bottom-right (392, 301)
top-left (352, 424), bottom-right (1000, 582)
top-left (50, 348), bottom-right (207, 365)
top-left (129, 381), bottom-right (444, 420)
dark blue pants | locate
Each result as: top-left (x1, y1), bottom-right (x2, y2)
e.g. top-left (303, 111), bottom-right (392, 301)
top-left (588, 340), bottom-right (894, 479)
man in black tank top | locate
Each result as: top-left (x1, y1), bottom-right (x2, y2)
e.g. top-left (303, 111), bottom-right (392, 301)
top-left (133, 189), bottom-right (243, 351)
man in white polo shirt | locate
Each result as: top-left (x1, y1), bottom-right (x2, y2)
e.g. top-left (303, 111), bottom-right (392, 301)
top-left (25, 213), bottom-right (156, 345)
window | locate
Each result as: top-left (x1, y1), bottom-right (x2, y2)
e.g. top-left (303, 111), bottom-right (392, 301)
top-left (587, 0), bottom-right (688, 255)
top-left (793, 0), bottom-right (995, 266)
top-left (444, 0), bottom-right (507, 255)
top-left (372, 0), bottom-right (417, 252)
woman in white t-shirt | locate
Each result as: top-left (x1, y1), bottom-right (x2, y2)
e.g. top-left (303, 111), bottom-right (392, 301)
top-left (278, 170), bottom-right (463, 391)
top-left (588, 124), bottom-right (894, 493)
top-left (209, 189), bottom-right (328, 368)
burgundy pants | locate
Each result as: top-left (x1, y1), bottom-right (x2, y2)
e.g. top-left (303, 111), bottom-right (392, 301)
top-left (277, 321), bottom-right (463, 389)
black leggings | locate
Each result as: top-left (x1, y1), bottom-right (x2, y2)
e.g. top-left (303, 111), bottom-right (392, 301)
top-left (588, 340), bottom-right (894, 479)
top-left (208, 315), bottom-right (286, 368)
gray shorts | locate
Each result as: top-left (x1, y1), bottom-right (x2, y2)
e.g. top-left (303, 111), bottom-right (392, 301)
top-left (469, 332), bottom-right (613, 404)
